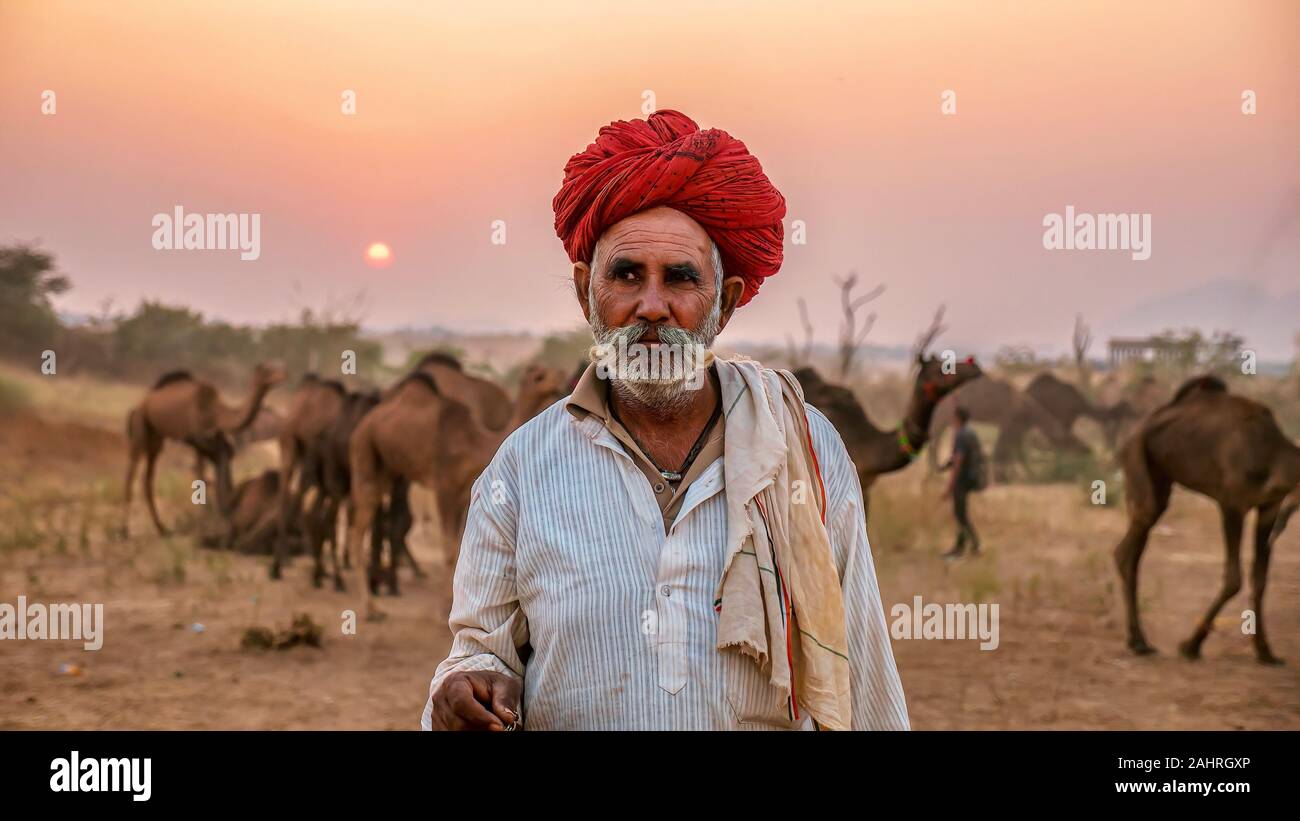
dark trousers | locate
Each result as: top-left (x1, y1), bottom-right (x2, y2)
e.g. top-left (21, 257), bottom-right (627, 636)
top-left (952, 484), bottom-right (979, 554)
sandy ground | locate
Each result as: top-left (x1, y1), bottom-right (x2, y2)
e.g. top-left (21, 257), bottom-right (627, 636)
top-left (0, 411), bottom-right (1296, 729)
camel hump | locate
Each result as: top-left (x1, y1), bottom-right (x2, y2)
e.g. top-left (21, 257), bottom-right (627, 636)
top-left (398, 371), bottom-right (441, 395)
top-left (153, 370), bottom-right (193, 389)
top-left (792, 366), bottom-right (825, 389)
top-left (1169, 375), bottom-right (1227, 404)
top-left (416, 351), bottom-right (463, 371)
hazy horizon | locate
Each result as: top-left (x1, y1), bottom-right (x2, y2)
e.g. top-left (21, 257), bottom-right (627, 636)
top-left (3, 0), bottom-right (1297, 358)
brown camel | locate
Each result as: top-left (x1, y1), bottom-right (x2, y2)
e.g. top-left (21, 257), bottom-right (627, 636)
top-left (1096, 373), bottom-right (1166, 446)
top-left (344, 363), bottom-right (567, 619)
top-left (795, 353), bottom-right (983, 511)
top-left (411, 351), bottom-right (513, 431)
top-left (927, 376), bottom-right (1089, 480)
top-left (306, 387), bottom-right (390, 593)
top-left (271, 374), bottom-right (350, 579)
top-left (1024, 372), bottom-right (1138, 452)
top-left (1116, 375), bottom-right (1300, 664)
top-left (198, 469), bottom-right (305, 556)
top-left (124, 362), bottom-right (286, 536)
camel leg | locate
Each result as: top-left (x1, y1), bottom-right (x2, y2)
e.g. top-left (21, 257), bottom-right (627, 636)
top-left (927, 416), bottom-right (948, 473)
top-left (123, 442), bottom-right (142, 537)
top-left (1179, 506), bottom-right (1244, 660)
top-left (1113, 435), bottom-right (1172, 656)
top-left (142, 435), bottom-right (168, 537)
top-left (1249, 504), bottom-right (1282, 665)
top-left (193, 451), bottom-right (208, 487)
top-left (1115, 518), bottom-right (1157, 655)
top-left (271, 449), bottom-right (315, 580)
top-left (345, 483), bottom-right (385, 622)
top-left (271, 439), bottom-right (301, 580)
top-left (331, 501), bottom-right (351, 591)
top-left (368, 494), bottom-right (388, 596)
top-left (436, 490), bottom-right (464, 570)
top-left (991, 422), bottom-right (1022, 483)
top-left (306, 491), bottom-right (333, 588)
top-left (389, 479), bottom-right (422, 579)
top-left (212, 437), bottom-right (234, 516)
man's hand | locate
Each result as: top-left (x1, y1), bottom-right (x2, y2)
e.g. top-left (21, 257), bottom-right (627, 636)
top-left (427, 671), bottom-right (522, 731)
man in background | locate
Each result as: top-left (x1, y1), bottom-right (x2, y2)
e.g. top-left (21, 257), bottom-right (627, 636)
top-left (941, 405), bottom-right (983, 560)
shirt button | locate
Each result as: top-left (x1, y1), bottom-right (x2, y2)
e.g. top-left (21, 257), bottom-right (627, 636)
top-left (660, 585), bottom-right (672, 598)
top-left (653, 482), bottom-right (666, 494)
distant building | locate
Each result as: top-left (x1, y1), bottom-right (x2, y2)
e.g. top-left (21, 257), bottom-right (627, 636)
top-left (1107, 336), bottom-right (1201, 367)
top-left (1107, 332), bottom-right (1247, 369)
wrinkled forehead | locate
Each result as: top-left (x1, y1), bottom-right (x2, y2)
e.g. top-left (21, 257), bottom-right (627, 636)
top-left (593, 206), bottom-right (713, 269)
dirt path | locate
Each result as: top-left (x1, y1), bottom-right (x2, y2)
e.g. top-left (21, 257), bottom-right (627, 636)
top-left (0, 412), bottom-right (1295, 729)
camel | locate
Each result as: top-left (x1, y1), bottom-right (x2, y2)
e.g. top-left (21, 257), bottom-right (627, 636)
top-left (344, 363), bottom-right (567, 619)
top-left (1115, 375), bottom-right (1300, 665)
top-left (271, 379), bottom-right (406, 589)
top-left (271, 352), bottom-right (513, 587)
top-left (1096, 373), bottom-right (1166, 445)
top-left (198, 469), bottom-right (305, 556)
top-left (927, 376), bottom-right (1089, 481)
top-left (305, 387), bottom-right (390, 592)
top-left (271, 374), bottom-right (350, 579)
top-left (124, 362), bottom-right (286, 536)
top-left (1024, 372), bottom-right (1138, 452)
top-left (794, 353), bottom-right (983, 511)
top-left (411, 351), bottom-right (513, 431)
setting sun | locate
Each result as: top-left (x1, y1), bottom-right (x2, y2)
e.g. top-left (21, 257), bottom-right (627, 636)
top-left (365, 242), bottom-right (392, 268)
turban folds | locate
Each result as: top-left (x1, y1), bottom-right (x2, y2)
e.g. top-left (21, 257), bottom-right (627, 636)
top-left (553, 110), bottom-right (786, 306)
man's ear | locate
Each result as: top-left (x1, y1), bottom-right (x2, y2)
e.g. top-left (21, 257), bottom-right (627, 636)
top-left (716, 275), bottom-right (746, 332)
top-left (573, 261), bottom-right (592, 324)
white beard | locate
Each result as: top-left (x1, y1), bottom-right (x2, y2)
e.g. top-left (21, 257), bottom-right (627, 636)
top-left (588, 298), bottom-right (721, 414)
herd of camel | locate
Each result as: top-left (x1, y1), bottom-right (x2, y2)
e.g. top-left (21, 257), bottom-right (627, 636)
top-left (120, 347), bottom-right (1300, 659)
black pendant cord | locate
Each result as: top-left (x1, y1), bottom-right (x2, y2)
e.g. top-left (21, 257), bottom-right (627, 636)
top-left (609, 396), bottom-right (723, 483)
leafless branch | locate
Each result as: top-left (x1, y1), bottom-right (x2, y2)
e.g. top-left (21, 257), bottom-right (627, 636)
top-left (833, 273), bottom-right (885, 378)
top-left (911, 304), bottom-right (948, 361)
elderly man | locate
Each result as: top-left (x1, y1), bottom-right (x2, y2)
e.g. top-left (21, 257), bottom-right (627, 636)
top-left (422, 110), bottom-right (908, 731)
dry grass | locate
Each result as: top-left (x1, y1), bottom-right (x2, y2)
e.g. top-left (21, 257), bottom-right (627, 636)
top-left (1, 363), bottom-right (1297, 729)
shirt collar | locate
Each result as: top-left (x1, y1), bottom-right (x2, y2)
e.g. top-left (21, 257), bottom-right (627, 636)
top-left (565, 361), bottom-right (611, 422)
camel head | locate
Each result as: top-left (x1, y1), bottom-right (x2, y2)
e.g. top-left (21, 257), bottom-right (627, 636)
top-left (1099, 399), bottom-right (1141, 449)
top-left (253, 361), bottom-right (288, 390)
top-left (914, 353), bottom-right (983, 404)
top-left (516, 364), bottom-right (569, 419)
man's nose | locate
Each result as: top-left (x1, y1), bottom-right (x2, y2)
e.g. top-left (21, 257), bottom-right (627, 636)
top-left (634, 280), bottom-right (672, 327)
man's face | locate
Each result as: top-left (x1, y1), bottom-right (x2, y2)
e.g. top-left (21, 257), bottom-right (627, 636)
top-left (573, 207), bottom-right (745, 409)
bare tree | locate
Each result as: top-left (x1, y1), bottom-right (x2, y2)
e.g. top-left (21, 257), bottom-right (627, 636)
top-left (784, 297), bottom-right (815, 367)
top-left (911, 304), bottom-right (948, 363)
top-left (1073, 313), bottom-right (1093, 392)
top-left (833, 273), bottom-right (885, 378)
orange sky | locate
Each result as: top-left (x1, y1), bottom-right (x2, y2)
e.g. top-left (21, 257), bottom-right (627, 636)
top-left (2, 0), bottom-right (1297, 357)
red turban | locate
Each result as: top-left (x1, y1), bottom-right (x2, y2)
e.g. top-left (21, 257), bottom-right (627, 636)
top-left (553, 110), bottom-right (786, 306)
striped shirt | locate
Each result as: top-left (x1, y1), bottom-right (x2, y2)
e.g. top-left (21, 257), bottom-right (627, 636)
top-left (420, 366), bottom-right (910, 730)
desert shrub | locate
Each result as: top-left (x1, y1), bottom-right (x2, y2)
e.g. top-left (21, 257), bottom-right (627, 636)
top-left (0, 244), bottom-right (69, 359)
top-left (0, 371), bottom-right (31, 414)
